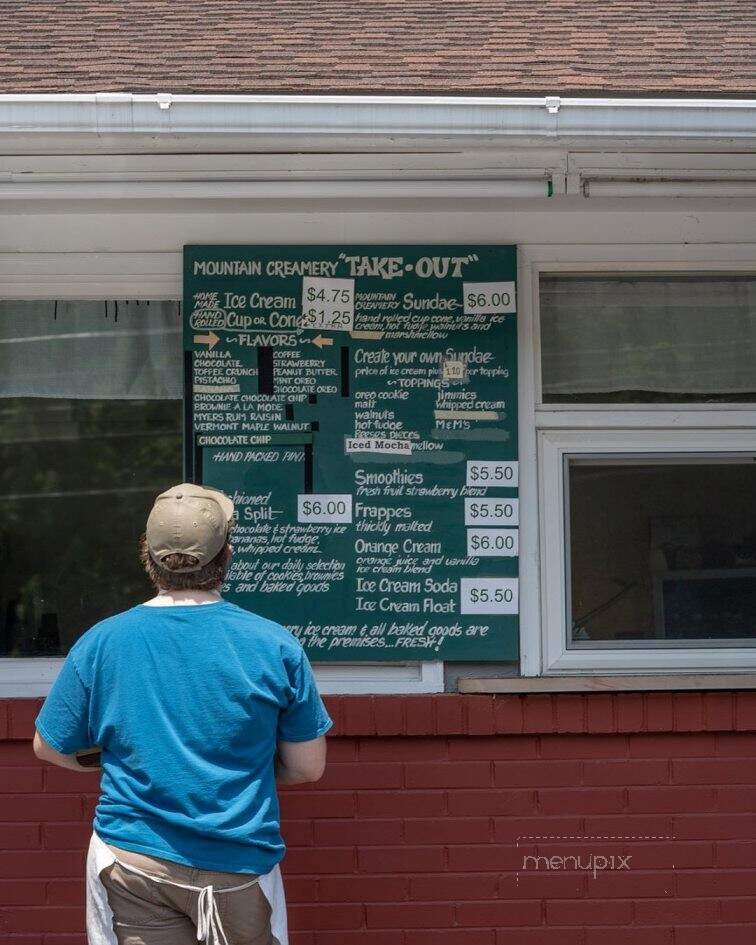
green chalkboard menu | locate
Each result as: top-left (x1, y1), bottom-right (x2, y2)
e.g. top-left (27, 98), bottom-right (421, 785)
top-left (184, 245), bottom-right (518, 661)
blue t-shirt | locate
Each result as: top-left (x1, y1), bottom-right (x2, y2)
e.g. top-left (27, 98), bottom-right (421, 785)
top-left (35, 601), bottom-right (332, 875)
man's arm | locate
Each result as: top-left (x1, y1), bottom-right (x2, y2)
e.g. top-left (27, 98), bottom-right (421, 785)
top-left (33, 730), bottom-right (99, 773)
top-left (275, 736), bottom-right (327, 785)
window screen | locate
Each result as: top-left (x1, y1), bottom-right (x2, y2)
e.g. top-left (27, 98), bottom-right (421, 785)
top-left (540, 274), bottom-right (756, 403)
top-left (0, 301), bottom-right (182, 657)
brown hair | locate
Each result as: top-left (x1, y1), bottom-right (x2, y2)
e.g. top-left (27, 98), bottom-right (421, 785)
top-left (139, 533), bottom-right (232, 591)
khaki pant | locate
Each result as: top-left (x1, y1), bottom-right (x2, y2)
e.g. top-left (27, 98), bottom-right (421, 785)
top-left (99, 842), bottom-right (278, 945)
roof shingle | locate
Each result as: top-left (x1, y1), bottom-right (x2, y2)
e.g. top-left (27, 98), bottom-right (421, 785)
top-left (0, 0), bottom-right (753, 95)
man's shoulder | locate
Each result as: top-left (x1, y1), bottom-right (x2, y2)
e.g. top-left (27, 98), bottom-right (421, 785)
top-left (71, 607), bottom-right (142, 647)
top-left (222, 603), bottom-right (302, 653)
top-left (64, 607), bottom-right (143, 671)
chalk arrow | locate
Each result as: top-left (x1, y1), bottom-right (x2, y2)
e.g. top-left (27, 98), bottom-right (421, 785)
top-left (194, 331), bottom-right (220, 350)
top-left (312, 334), bottom-right (334, 349)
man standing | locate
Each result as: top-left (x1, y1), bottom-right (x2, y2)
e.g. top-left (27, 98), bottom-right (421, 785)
top-left (33, 483), bottom-right (332, 945)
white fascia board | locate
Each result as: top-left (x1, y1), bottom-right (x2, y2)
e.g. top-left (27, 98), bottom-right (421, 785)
top-left (0, 94), bottom-right (754, 142)
top-left (570, 152), bottom-right (756, 173)
top-left (586, 180), bottom-right (756, 198)
top-left (0, 179), bottom-right (550, 200)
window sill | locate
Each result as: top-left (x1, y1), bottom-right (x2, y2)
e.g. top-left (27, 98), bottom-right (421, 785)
top-left (0, 657), bottom-right (445, 697)
top-left (459, 673), bottom-right (756, 694)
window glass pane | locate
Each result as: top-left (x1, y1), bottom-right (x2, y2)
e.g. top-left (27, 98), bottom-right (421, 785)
top-left (567, 458), bottom-right (756, 647)
top-left (540, 274), bottom-right (756, 403)
top-left (0, 301), bottom-right (182, 657)
top-left (0, 300), bottom-right (182, 399)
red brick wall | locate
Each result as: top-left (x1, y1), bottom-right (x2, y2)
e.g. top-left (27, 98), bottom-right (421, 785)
top-left (3, 692), bottom-right (756, 944)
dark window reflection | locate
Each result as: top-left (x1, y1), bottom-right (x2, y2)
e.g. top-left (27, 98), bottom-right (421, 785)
top-left (0, 398), bottom-right (181, 656)
top-left (540, 275), bottom-right (756, 403)
top-left (568, 459), bottom-right (756, 646)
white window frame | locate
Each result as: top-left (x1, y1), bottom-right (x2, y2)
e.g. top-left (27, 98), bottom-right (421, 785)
top-left (540, 429), bottom-right (756, 673)
top-left (0, 252), bottom-right (443, 695)
top-left (529, 246), bottom-right (756, 675)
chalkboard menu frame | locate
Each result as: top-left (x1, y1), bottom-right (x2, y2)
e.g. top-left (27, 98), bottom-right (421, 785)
top-left (184, 245), bottom-right (519, 662)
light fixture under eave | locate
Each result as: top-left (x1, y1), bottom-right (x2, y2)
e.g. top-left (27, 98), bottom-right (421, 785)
top-left (584, 179), bottom-right (756, 198)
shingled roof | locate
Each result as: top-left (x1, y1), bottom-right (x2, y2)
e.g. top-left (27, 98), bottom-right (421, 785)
top-left (0, 0), bottom-right (753, 96)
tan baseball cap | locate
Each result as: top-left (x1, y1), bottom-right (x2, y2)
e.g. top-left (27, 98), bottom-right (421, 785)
top-left (145, 483), bottom-right (235, 572)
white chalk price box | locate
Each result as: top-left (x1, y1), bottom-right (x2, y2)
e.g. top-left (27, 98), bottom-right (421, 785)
top-left (466, 460), bottom-right (519, 488)
top-left (463, 281), bottom-right (516, 316)
top-left (467, 528), bottom-right (519, 558)
top-left (464, 497), bottom-right (519, 526)
top-left (300, 277), bottom-right (355, 331)
top-left (460, 577), bottom-right (519, 615)
top-left (442, 359), bottom-right (467, 382)
top-left (297, 494), bottom-right (353, 524)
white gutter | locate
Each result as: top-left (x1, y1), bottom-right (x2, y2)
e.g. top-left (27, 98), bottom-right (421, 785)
top-left (0, 93), bottom-right (754, 140)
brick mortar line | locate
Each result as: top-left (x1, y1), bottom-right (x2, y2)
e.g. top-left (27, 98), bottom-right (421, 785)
top-left (516, 834), bottom-right (675, 841)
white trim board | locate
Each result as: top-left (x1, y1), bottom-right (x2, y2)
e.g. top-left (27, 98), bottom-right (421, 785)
top-left (460, 673), bottom-right (756, 693)
top-left (0, 659), bottom-right (444, 698)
